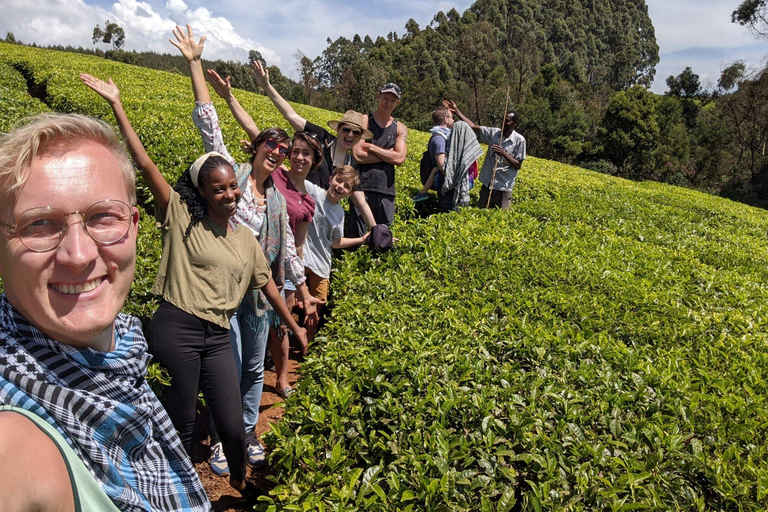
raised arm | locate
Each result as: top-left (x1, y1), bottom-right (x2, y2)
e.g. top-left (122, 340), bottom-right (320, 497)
top-left (352, 121), bottom-right (408, 166)
top-left (443, 100), bottom-right (480, 133)
top-left (170, 24), bottom-right (210, 104)
top-left (0, 412), bottom-right (76, 512)
top-left (251, 61), bottom-right (306, 132)
top-left (170, 25), bottom-right (237, 165)
top-left (80, 73), bottom-right (171, 212)
top-left (206, 69), bottom-right (260, 142)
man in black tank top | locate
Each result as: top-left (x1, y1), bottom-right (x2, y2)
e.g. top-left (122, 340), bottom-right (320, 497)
top-left (349, 83), bottom-right (408, 238)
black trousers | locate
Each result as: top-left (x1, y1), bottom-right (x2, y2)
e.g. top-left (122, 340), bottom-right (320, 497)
top-left (348, 191), bottom-right (395, 238)
top-left (148, 301), bottom-right (246, 480)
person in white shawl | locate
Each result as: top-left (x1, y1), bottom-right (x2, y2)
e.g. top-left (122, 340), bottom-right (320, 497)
top-left (440, 121), bottom-right (484, 209)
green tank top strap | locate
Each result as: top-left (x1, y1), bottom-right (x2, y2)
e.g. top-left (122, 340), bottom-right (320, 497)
top-left (0, 405), bottom-right (120, 512)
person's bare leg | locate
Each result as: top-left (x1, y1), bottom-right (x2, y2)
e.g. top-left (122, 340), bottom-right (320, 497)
top-left (270, 290), bottom-right (293, 393)
top-left (422, 167), bottom-right (437, 193)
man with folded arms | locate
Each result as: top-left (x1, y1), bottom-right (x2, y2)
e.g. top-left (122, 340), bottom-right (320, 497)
top-left (350, 82), bottom-right (408, 236)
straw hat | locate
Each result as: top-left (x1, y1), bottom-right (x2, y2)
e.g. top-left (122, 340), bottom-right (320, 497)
top-left (328, 110), bottom-right (374, 140)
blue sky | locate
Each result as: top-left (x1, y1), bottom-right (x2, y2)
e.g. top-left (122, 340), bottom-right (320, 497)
top-left (1, 0), bottom-right (765, 93)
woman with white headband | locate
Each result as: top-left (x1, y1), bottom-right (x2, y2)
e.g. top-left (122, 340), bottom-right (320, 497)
top-left (80, 72), bottom-right (306, 501)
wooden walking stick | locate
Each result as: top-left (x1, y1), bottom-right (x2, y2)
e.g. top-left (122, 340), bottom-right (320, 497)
top-left (486, 86), bottom-right (512, 208)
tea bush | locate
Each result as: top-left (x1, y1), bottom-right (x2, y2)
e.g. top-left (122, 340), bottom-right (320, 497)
top-left (2, 43), bottom-right (768, 510)
top-left (265, 166), bottom-right (768, 510)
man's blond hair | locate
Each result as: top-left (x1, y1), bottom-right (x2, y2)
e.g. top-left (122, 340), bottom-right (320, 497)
top-left (0, 113), bottom-right (136, 209)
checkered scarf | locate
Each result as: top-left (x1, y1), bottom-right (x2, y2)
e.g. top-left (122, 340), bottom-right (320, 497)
top-left (0, 295), bottom-right (211, 512)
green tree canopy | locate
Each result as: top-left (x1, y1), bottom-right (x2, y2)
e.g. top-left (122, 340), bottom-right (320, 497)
top-left (92, 20), bottom-right (125, 50)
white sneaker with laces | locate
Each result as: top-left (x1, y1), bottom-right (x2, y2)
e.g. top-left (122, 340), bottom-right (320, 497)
top-left (246, 433), bottom-right (267, 468)
top-left (209, 442), bottom-right (230, 476)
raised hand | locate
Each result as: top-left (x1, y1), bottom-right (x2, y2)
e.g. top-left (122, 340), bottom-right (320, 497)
top-left (79, 73), bottom-right (121, 105)
top-left (251, 59), bottom-right (270, 90)
top-left (206, 68), bottom-right (232, 100)
top-left (442, 99), bottom-right (458, 113)
top-left (169, 24), bottom-right (206, 62)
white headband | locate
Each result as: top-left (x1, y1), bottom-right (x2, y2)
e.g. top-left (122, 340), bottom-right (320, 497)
top-left (189, 151), bottom-right (228, 187)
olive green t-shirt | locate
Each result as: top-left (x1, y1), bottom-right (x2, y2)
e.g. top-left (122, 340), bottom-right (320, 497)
top-left (151, 189), bottom-right (270, 329)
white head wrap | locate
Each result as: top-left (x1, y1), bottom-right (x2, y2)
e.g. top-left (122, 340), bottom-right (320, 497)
top-left (189, 151), bottom-right (228, 187)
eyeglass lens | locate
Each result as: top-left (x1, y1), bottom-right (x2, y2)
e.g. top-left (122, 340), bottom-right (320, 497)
top-left (11, 200), bottom-right (134, 252)
top-left (341, 127), bottom-right (362, 136)
top-left (265, 139), bottom-right (290, 157)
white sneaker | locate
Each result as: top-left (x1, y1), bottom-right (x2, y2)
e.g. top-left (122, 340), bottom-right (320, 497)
top-left (246, 433), bottom-right (267, 468)
top-left (209, 442), bottom-right (230, 476)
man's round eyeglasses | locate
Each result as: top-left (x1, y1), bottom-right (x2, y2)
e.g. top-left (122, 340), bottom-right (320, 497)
top-left (0, 199), bottom-right (136, 253)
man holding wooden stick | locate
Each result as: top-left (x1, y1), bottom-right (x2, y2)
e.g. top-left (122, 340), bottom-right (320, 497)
top-left (443, 100), bottom-right (526, 209)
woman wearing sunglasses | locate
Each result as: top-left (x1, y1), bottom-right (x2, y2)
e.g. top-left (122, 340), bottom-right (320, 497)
top-left (80, 72), bottom-right (306, 501)
top-left (172, 24), bottom-right (322, 473)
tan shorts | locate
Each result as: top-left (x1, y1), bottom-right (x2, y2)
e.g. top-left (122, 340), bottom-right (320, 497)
top-left (305, 268), bottom-right (330, 302)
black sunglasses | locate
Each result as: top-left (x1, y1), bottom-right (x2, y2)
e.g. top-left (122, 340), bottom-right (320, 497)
top-left (264, 139), bottom-right (290, 158)
top-left (340, 126), bottom-right (363, 137)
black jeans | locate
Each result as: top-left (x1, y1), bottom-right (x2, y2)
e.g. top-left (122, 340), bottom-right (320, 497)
top-left (148, 301), bottom-right (246, 481)
top-left (348, 191), bottom-right (395, 238)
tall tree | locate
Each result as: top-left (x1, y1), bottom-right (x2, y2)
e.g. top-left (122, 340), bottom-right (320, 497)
top-left (732, 0), bottom-right (768, 37)
top-left (666, 67), bottom-right (703, 129)
top-left (600, 85), bottom-right (659, 173)
top-left (717, 66), bottom-right (768, 188)
top-left (294, 50), bottom-right (318, 105)
top-left (92, 20), bottom-right (125, 50)
top-left (456, 20), bottom-right (500, 124)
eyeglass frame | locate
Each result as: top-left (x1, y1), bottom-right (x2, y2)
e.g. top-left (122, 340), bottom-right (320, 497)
top-left (262, 139), bottom-right (290, 158)
top-left (339, 126), bottom-right (363, 137)
top-left (0, 199), bottom-right (138, 253)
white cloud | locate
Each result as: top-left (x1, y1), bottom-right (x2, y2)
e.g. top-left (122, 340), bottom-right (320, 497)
top-left (165, 0), bottom-right (186, 15)
top-left (647, 0), bottom-right (759, 53)
top-left (644, 0), bottom-right (766, 92)
top-left (0, 0), bottom-right (279, 64)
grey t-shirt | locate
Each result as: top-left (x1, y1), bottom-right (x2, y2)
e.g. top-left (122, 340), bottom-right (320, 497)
top-left (303, 182), bottom-right (344, 278)
top-left (477, 127), bottom-right (526, 192)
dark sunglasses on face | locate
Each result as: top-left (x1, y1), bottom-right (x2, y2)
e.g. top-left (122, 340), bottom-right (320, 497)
top-left (264, 139), bottom-right (290, 158)
top-left (340, 126), bottom-right (363, 137)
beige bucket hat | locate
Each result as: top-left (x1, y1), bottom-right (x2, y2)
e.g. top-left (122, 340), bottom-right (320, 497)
top-left (328, 110), bottom-right (374, 140)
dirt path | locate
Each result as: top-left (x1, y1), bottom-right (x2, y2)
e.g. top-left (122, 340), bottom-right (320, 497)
top-left (194, 347), bottom-right (303, 511)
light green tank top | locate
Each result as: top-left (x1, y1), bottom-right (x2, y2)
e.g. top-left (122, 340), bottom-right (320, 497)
top-left (0, 405), bottom-right (120, 512)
